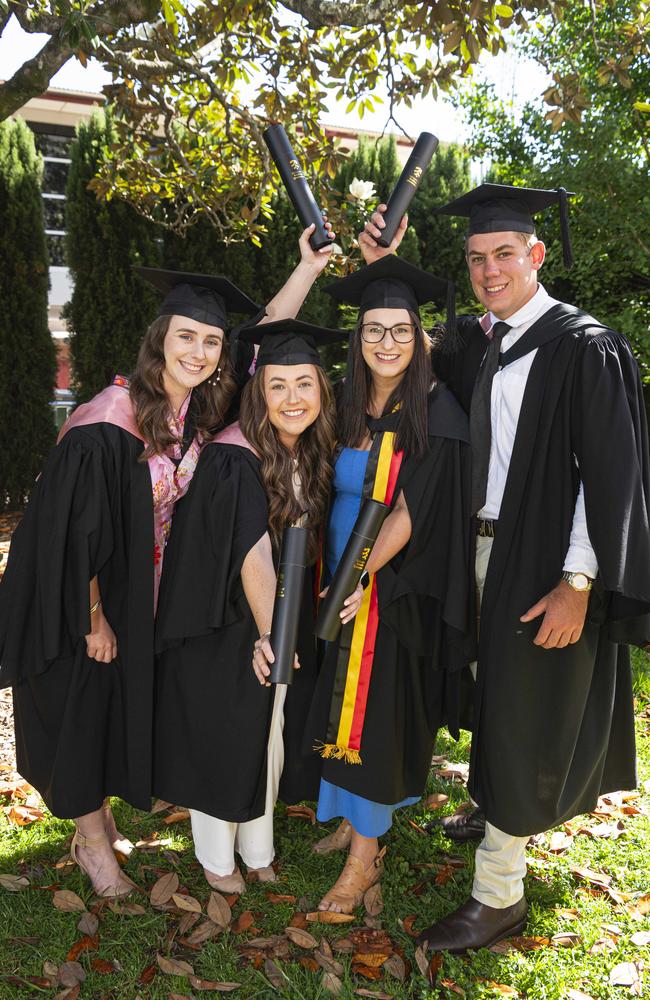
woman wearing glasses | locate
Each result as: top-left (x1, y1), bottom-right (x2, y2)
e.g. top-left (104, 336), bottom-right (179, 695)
top-left (302, 256), bottom-right (474, 913)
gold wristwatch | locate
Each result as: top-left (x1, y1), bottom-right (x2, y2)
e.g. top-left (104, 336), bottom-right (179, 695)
top-left (561, 571), bottom-right (593, 592)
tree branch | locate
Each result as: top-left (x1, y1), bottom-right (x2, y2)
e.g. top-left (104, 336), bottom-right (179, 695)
top-left (0, 32), bottom-right (75, 121)
top-left (279, 0), bottom-right (403, 29)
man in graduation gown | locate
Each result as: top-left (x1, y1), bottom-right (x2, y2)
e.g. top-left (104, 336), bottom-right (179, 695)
top-left (361, 184), bottom-right (650, 952)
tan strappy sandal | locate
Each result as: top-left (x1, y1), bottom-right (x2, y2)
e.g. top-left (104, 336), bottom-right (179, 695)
top-left (203, 866), bottom-right (246, 894)
top-left (70, 831), bottom-right (136, 899)
top-left (312, 819), bottom-right (353, 855)
top-left (319, 846), bottom-right (386, 914)
top-left (102, 798), bottom-right (135, 857)
top-left (247, 864), bottom-right (278, 883)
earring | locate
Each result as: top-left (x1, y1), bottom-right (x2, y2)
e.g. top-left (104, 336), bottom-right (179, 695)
top-left (207, 367), bottom-right (221, 386)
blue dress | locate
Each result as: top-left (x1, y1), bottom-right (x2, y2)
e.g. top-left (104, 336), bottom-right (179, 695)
top-left (316, 448), bottom-right (419, 838)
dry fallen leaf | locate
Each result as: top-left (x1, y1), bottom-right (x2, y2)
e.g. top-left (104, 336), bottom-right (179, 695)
top-left (322, 970), bottom-right (343, 995)
top-left (188, 974), bottom-right (242, 991)
top-left (383, 953), bottom-right (406, 981)
top-left (90, 958), bottom-right (115, 975)
top-left (351, 961), bottom-right (382, 980)
top-left (150, 798), bottom-right (173, 813)
top-left (6, 803), bottom-right (47, 825)
top-left (364, 882), bottom-right (384, 916)
top-left (156, 954), bottom-right (194, 977)
top-left (424, 792), bottom-right (449, 810)
top-left (550, 931), bottom-right (581, 948)
top-left (307, 911), bottom-right (355, 924)
top-left (428, 953), bottom-right (443, 986)
top-left (108, 899), bottom-right (147, 915)
top-left (0, 873), bottom-right (29, 891)
top-left (440, 980), bottom-right (466, 997)
top-left (571, 865), bottom-right (612, 888)
top-left (286, 804), bottom-right (316, 824)
top-left (285, 926), bottom-right (318, 949)
top-left (555, 907), bottom-right (580, 921)
top-left (58, 962), bottom-right (86, 987)
top-left (150, 872), bottom-right (179, 906)
top-left (53, 986), bottom-right (81, 1000)
top-left (401, 914), bottom-right (420, 938)
top-left (266, 892), bottom-right (296, 904)
top-left (548, 830), bottom-right (573, 853)
top-left (231, 909), bottom-right (255, 934)
top-left (53, 890), bottom-right (86, 913)
top-left (77, 911), bottom-right (99, 936)
top-left (609, 961), bottom-right (642, 988)
top-left (299, 956), bottom-right (320, 972)
top-left (172, 892), bottom-right (202, 913)
top-left (352, 951), bottom-right (390, 968)
top-left (484, 984), bottom-right (519, 997)
top-left (413, 944), bottom-right (429, 977)
top-left (66, 935), bottom-right (99, 961)
top-left (163, 809), bottom-right (191, 825)
top-left (564, 990), bottom-right (595, 1000)
top-left (186, 920), bottom-right (222, 946)
top-left (354, 990), bottom-right (394, 999)
top-left (207, 891), bottom-right (232, 928)
top-left (264, 957), bottom-right (285, 989)
top-left (630, 930), bottom-right (650, 946)
top-left (289, 911), bottom-right (308, 929)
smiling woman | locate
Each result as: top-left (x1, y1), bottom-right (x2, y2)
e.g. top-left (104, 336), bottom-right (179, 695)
top-left (0, 267), bottom-right (260, 900)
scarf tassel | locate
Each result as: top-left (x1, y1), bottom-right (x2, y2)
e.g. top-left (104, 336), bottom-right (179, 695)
top-left (314, 741), bottom-right (362, 765)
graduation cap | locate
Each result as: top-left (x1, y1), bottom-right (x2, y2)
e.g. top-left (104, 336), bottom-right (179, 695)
top-left (323, 255), bottom-right (456, 338)
top-left (238, 317), bottom-right (349, 368)
top-left (434, 183), bottom-right (575, 269)
top-left (135, 267), bottom-right (260, 329)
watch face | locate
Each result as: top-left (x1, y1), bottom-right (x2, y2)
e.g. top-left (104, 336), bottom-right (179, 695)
top-left (573, 573), bottom-right (589, 590)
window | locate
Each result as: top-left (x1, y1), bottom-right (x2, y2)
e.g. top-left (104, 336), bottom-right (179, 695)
top-left (32, 125), bottom-right (74, 268)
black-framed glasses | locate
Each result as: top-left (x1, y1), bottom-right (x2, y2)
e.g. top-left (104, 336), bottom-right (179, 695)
top-left (360, 322), bottom-right (416, 344)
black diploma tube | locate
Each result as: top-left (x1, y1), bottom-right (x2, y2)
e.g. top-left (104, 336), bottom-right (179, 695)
top-left (263, 123), bottom-right (331, 251)
top-left (269, 525), bottom-right (309, 685)
top-left (377, 131), bottom-right (439, 247)
top-left (315, 498), bottom-right (390, 642)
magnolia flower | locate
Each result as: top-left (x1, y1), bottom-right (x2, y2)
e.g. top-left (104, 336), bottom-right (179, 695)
top-left (348, 177), bottom-right (376, 202)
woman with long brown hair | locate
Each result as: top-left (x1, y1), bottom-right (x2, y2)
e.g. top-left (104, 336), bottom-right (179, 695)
top-left (0, 270), bottom-right (261, 898)
top-left (153, 319), bottom-right (344, 892)
top-left (295, 256), bottom-right (475, 914)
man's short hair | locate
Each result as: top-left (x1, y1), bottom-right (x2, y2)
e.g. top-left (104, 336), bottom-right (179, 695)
top-left (464, 230), bottom-right (538, 252)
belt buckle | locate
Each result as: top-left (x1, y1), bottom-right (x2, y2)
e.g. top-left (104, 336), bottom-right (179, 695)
top-left (478, 518), bottom-right (495, 538)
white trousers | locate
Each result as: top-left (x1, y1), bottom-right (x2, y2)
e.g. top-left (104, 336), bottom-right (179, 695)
top-left (471, 534), bottom-right (528, 908)
top-left (191, 684), bottom-right (287, 876)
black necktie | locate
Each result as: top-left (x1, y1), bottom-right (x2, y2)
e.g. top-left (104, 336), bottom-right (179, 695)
top-left (469, 321), bottom-right (510, 515)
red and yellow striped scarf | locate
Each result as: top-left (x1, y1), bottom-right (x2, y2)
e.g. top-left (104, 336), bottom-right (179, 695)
top-left (319, 430), bottom-right (404, 764)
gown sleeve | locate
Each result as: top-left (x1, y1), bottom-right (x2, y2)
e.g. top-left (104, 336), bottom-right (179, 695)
top-left (572, 331), bottom-right (650, 645)
top-left (155, 444), bottom-right (269, 648)
top-left (0, 429), bottom-right (114, 686)
top-left (376, 427), bottom-right (476, 671)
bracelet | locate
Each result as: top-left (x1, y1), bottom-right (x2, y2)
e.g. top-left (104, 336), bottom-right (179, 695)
top-left (259, 630), bottom-right (271, 641)
top-left (90, 599), bottom-right (102, 615)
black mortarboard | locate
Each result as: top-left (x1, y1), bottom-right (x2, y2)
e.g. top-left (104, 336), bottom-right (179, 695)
top-left (135, 267), bottom-right (260, 329)
top-left (238, 317), bottom-right (349, 368)
top-left (324, 255), bottom-right (456, 337)
top-left (434, 183), bottom-right (575, 269)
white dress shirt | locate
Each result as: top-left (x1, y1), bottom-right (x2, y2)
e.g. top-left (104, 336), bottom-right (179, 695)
top-left (479, 284), bottom-right (598, 577)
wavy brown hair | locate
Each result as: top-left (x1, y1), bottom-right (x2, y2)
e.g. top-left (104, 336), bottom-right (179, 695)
top-left (130, 315), bottom-right (237, 459)
top-left (239, 365), bottom-right (336, 561)
top-left (337, 310), bottom-right (434, 459)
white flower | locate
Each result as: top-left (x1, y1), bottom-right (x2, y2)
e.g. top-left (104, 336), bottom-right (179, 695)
top-left (348, 177), bottom-right (376, 202)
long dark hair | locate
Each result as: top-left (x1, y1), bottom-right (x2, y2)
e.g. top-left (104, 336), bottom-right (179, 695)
top-left (337, 310), bottom-right (433, 458)
top-left (130, 315), bottom-right (237, 459)
top-left (239, 365), bottom-right (336, 561)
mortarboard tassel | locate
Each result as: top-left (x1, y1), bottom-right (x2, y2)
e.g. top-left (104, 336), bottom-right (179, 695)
top-left (557, 187), bottom-right (574, 270)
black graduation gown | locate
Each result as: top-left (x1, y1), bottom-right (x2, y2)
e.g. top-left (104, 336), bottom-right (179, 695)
top-left (305, 384), bottom-right (475, 805)
top-left (0, 424), bottom-right (155, 818)
top-left (437, 304), bottom-right (650, 836)
top-left (153, 443), bottom-right (322, 822)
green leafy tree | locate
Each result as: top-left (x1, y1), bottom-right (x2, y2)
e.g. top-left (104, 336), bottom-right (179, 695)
top-left (461, 0), bottom-right (650, 388)
top-left (0, 0), bottom-right (557, 241)
top-left (0, 117), bottom-right (56, 508)
top-left (65, 110), bottom-right (161, 402)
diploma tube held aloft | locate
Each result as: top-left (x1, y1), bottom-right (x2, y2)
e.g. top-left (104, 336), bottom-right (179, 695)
top-left (377, 132), bottom-right (439, 248)
top-left (263, 124), bottom-right (331, 251)
top-left (269, 525), bottom-right (309, 685)
top-left (315, 498), bottom-right (390, 642)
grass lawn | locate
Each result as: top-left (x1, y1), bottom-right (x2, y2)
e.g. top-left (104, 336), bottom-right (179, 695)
top-left (0, 652), bottom-right (648, 1000)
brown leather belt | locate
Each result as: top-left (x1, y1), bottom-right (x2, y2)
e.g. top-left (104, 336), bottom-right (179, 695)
top-left (476, 518), bottom-right (498, 538)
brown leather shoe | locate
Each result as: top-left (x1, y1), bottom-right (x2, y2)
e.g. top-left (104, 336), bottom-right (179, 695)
top-left (418, 895), bottom-right (528, 955)
top-left (430, 806), bottom-right (486, 843)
